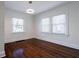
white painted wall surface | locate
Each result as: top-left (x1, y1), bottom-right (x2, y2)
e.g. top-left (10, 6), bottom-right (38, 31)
top-left (4, 8), bottom-right (34, 43)
top-left (34, 2), bottom-right (79, 49)
top-left (0, 1), bottom-right (79, 57)
top-left (0, 2), bottom-right (5, 57)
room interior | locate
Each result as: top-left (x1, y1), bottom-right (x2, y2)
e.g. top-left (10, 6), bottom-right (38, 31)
top-left (0, 1), bottom-right (79, 58)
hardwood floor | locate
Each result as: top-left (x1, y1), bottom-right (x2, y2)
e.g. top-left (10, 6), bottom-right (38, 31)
top-left (5, 38), bottom-right (79, 58)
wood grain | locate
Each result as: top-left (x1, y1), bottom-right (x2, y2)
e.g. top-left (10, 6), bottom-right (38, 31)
top-left (5, 38), bottom-right (79, 58)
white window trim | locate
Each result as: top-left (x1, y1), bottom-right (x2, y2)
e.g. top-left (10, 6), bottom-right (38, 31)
top-left (51, 14), bottom-right (68, 35)
top-left (41, 18), bottom-right (51, 33)
top-left (41, 14), bottom-right (69, 36)
top-left (12, 18), bottom-right (24, 33)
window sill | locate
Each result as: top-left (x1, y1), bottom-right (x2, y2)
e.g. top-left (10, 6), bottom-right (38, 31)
top-left (52, 33), bottom-right (69, 36)
top-left (41, 32), bottom-right (51, 34)
top-left (41, 32), bottom-right (69, 36)
top-left (12, 32), bottom-right (25, 34)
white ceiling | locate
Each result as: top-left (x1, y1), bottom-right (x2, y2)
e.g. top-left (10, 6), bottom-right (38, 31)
top-left (5, 1), bottom-right (68, 15)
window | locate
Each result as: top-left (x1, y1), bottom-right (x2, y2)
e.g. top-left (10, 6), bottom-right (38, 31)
top-left (12, 18), bottom-right (24, 32)
top-left (41, 18), bottom-right (50, 32)
top-left (52, 14), bottom-right (66, 34)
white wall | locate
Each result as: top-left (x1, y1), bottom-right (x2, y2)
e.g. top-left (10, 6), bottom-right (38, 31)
top-left (4, 8), bottom-right (34, 43)
top-left (34, 2), bottom-right (79, 49)
top-left (0, 2), bottom-right (5, 57)
top-left (0, 1), bottom-right (78, 57)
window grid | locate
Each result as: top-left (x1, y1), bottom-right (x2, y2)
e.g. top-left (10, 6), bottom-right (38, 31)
top-left (41, 14), bottom-right (66, 35)
top-left (52, 14), bottom-right (66, 34)
top-left (12, 18), bottom-right (24, 33)
top-left (41, 18), bottom-right (50, 32)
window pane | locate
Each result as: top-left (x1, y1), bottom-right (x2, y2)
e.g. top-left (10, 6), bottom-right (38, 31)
top-left (53, 25), bottom-right (57, 33)
top-left (12, 18), bottom-right (24, 32)
top-left (52, 14), bottom-right (66, 34)
top-left (42, 18), bottom-right (50, 24)
top-left (12, 18), bottom-right (18, 25)
top-left (41, 18), bottom-right (50, 32)
top-left (52, 14), bottom-right (66, 24)
top-left (42, 24), bottom-right (50, 32)
top-left (52, 24), bottom-right (65, 34)
top-left (18, 19), bottom-right (23, 25)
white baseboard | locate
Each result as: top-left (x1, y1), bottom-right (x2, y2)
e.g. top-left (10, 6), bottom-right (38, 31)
top-left (0, 51), bottom-right (5, 57)
top-left (35, 37), bottom-right (79, 50)
top-left (5, 36), bottom-right (34, 43)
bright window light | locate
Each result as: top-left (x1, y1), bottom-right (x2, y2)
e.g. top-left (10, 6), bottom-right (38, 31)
top-left (52, 14), bottom-right (66, 34)
top-left (12, 18), bottom-right (24, 33)
top-left (41, 18), bottom-right (50, 32)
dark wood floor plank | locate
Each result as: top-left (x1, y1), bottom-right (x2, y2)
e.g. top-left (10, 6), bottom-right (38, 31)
top-left (5, 38), bottom-right (79, 58)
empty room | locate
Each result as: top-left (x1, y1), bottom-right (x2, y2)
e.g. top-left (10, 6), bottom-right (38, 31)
top-left (0, 1), bottom-right (79, 58)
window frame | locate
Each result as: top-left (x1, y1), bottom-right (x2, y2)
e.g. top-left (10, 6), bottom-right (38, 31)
top-left (51, 14), bottom-right (68, 35)
top-left (12, 18), bottom-right (24, 33)
top-left (40, 14), bottom-right (68, 35)
top-left (41, 18), bottom-right (51, 33)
